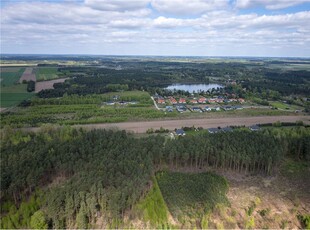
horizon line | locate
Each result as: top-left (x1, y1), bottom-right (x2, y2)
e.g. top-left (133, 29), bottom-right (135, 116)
top-left (1, 53), bottom-right (310, 59)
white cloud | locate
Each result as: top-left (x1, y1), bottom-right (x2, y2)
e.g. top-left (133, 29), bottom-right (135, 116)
top-left (151, 0), bottom-right (229, 16)
top-left (84, 0), bottom-right (149, 11)
top-left (235, 0), bottom-right (310, 10)
top-left (1, 0), bottom-right (309, 56)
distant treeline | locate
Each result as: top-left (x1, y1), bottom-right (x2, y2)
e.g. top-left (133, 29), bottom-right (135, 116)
top-left (1, 126), bottom-right (309, 228)
top-left (33, 61), bottom-right (310, 99)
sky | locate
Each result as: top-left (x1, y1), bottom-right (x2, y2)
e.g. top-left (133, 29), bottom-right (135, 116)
top-left (1, 0), bottom-right (310, 57)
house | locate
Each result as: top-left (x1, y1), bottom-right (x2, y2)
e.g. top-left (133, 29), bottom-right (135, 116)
top-left (176, 105), bottom-right (187, 113)
top-left (234, 105), bottom-right (243, 110)
top-left (221, 127), bottom-right (233, 132)
top-left (223, 106), bottom-right (233, 111)
top-left (190, 99), bottom-right (198, 104)
top-left (179, 98), bottom-right (186, 104)
top-left (208, 128), bottom-right (220, 134)
top-left (169, 97), bottom-right (178, 104)
top-left (192, 107), bottom-right (202, 112)
top-left (216, 98), bottom-right (224, 103)
top-left (208, 98), bottom-right (216, 103)
top-left (198, 97), bottom-right (207, 103)
top-left (119, 101), bottom-right (127, 105)
top-left (157, 98), bottom-right (165, 104)
top-left (214, 106), bottom-right (221, 111)
top-left (175, 129), bottom-right (186, 136)
top-left (204, 106), bottom-right (212, 112)
top-left (249, 125), bottom-right (260, 131)
top-left (106, 101), bottom-right (115, 105)
top-left (238, 98), bottom-right (245, 103)
top-left (166, 106), bottom-right (173, 112)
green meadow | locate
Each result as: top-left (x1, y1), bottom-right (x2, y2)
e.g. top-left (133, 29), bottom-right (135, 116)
top-left (35, 67), bottom-right (63, 81)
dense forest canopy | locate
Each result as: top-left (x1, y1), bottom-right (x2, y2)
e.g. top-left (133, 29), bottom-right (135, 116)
top-left (28, 59), bottom-right (309, 99)
top-left (1, 126), bottom-right (309, 228)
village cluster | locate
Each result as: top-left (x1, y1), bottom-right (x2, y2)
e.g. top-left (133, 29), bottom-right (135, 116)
top-left (154, 95), bottom-right (245, 113)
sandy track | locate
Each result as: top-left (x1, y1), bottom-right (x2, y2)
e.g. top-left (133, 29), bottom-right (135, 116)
top-left (19, 67), bottom-right (36, 83)
top-left (25, 115), bottom-right (310, 133)
top-left (35, 78), bottom-right (68, 93)
top-left (77, 115), bottom-right (310, 133)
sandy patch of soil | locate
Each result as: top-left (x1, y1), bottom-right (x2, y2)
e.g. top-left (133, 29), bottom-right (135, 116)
top-left (35, 77), bottom-right (68, 92)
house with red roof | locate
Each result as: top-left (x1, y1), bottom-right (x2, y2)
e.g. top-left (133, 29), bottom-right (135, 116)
top-left (169, 97), bottom-right (177, 104)
top-left (238, 98), bottom-right (245, 103)
top-left (157, 98), bottom-right (165, 104)
top-left (198, 97), bottom-right (207, 103)
top-left (179, 98), bottom-right (186, 104)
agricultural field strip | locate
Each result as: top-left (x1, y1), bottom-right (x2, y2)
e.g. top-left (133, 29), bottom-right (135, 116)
top-left (19, 67), bottom-right (36, 83)
top-left (23, 115), bottom-right (310, 133)
top-left (35, 67), bottom-right (61, 81)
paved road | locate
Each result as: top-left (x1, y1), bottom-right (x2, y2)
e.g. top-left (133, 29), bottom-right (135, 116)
top-left (23, 115), bottom-right (310, 133)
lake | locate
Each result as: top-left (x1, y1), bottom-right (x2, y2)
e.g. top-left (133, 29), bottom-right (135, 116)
top-left (165, 83), bottom-right (223, 93)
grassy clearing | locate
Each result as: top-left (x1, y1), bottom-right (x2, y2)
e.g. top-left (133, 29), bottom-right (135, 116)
top-left (133, 177), bottom-right (169, 228)
top-left (1, 84), bottom-right (34, 107)
top-left (35, 67), bottom-right (62, 81)
top-left (157, 171), bottom-right (229, 228)
top-left (280, 158), bottom-right (309, 178)
top-left (270, 101), bottom-right (302, 110)
top-left (0, 68), bottom-right (24, 86)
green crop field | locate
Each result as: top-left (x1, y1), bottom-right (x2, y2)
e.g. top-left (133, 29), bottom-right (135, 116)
top-left (0, 68), bottom-right (24, 87)
top-left (0, 84), bottom-right (34, 107)
top-left (157, 171), bottom-right (229, 228)
top-left (35, 67), bottom-right (63, 81)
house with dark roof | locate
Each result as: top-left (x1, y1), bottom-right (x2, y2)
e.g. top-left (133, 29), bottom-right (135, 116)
top-left (119, 101), bottom-right (127, 105)
top-left (223, 106), bottom-right (233, 111)
top-left (221, 127), bottom-right (233, 132)
top-left (166, 106), bottom-right (173, 112)
top-left (249, 125), bottom-right (260, 131)
top-left (204, 106), bottom-right (212, 111)
top-left (192, 107), bottom-right (202, 112)
top-left (234, 105), bottom-right (243, 110)
top-left (176, 105), bottom-right (187, 113)
top-left (208, 128), bottom-right (220, 134)
top-left (175, 129), bottom-right (186, 136)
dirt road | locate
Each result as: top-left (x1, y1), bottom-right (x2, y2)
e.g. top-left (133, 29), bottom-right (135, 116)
top-left (24, 115), bottom-right (310, 133)
top-left (77, 115), bottom-right (310, 132)
top-left (24, 116), bottom-right (310, 133)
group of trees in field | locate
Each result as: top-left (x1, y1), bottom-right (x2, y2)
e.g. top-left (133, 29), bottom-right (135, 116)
top-left (26, 81), bottom-right (35, 92)
top-left (1, 126), bottom-right (309, 228)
